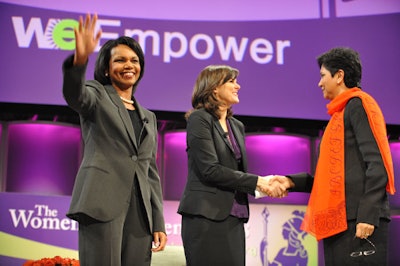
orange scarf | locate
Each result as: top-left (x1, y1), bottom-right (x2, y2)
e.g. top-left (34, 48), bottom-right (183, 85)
top-left (301, 88), bottom-right (395, 241)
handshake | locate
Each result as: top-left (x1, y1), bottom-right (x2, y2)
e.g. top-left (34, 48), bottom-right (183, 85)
top-left (255, 175), bottom-right (294, 198)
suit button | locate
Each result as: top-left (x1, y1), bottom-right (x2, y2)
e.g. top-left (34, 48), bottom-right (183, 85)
top-left (131, 155), bottom-right (138, 161)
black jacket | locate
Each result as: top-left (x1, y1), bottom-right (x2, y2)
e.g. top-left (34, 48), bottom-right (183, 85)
top-left (178, 109), bottom-right (258, 222)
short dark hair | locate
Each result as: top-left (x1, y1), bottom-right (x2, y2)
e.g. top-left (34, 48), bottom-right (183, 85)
top-left (317, 47), bottom-right (362, 88)
top-left (94, 36), bottom-right (145, 92)
top-left (187, 65), bottom-right (239, 120)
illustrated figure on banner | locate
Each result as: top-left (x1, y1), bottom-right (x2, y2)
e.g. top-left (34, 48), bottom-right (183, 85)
top-left (260, 209), bottom-right (308, 266)
top-left (260, 207), bottom-right (269, 266)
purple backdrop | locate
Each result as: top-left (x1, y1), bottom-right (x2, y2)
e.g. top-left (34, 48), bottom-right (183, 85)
top-left (162, 131), bottom-right (187, 200)
top-left (5, 122), bottom-right (81, 195)
top-left (0, 1), bottom-right (399, 125)
top-left (162, 131), bottom-right (313, 204)
top-left (389, 142), bottom-right (400, 208)
top-left (245, 134), bottom-right (312, 204)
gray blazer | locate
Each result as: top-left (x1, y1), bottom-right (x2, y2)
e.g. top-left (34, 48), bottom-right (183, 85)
top-left (62, 55), bottom-right (165, 233)
top-left (178, 109), bottom-right (258, 222)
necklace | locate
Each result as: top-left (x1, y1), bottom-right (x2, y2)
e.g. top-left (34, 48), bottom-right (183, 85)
top-left (120, 96), bottom-right (134, 104)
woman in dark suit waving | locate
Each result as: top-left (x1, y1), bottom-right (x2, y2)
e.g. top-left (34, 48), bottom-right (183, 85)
top-left (178, 65), bottom-right (289, 266)
top-left (62, 14), bottom-right (167, 265)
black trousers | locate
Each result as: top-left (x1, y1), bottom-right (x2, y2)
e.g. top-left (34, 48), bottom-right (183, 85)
top-left (181, 214), bottom-right (246, 266)
top-left (323, 219), bottom-right (389, 266)
top-left (78, 177), bottom-right (152, 266)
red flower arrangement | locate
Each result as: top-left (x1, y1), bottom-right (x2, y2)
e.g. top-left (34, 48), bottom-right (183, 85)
top-left (23, 256), bottom-right (79, 266)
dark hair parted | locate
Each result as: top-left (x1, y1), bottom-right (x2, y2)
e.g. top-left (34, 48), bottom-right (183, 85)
top-left (186, 65), bottom-right (239, 120)
top-left (317, 47), bottom-right (362, 88)
top-left (94, 36), bottom-right (145, 91)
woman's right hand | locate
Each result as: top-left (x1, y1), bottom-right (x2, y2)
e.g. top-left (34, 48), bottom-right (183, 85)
top-left (73, 13), bottom-right (102, 65)
top-left (256, 175), bottom-right (293, 198)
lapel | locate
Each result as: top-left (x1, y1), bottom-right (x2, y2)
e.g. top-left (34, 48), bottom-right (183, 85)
top-left (228, 118), bottom-right (248, 171)
top-left (214, 117), bottom-right (237, 155)
top-left (214, 116), bottom-right (248, 170)
top-left (104, 84), bottom-right (140, 151)
top-left (229, 118), bottom-right (245, 155)
top-left (134, 100), bottom-right (150, 149)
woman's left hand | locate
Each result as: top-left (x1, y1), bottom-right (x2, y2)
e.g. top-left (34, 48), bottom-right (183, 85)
top-left (356, 222), bottom-right (375, 239)
top-left (152, 231), bottom-right (168, 252)
top-left (73, 13), bottom-right (102, 65)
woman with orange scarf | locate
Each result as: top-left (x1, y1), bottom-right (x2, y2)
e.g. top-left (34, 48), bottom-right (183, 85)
top-left (277, 47), bottom-right (395, 265)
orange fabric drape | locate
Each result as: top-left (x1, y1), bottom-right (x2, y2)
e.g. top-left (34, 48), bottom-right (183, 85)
top-left (301, 88), bottom-right (395, 241)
